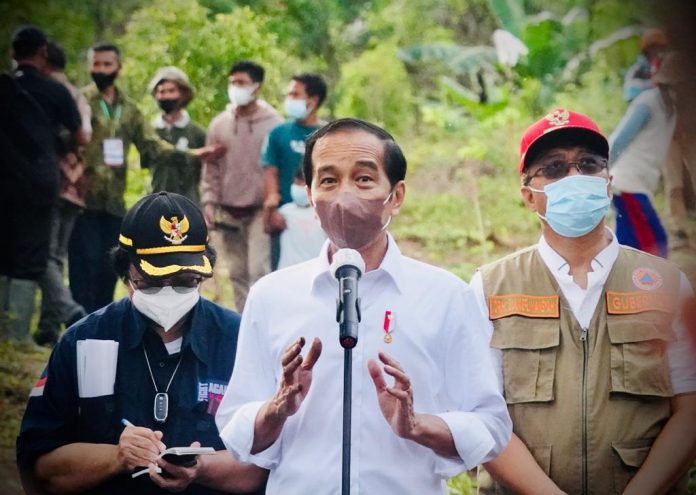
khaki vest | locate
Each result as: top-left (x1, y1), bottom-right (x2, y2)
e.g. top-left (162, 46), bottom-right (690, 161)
top-left (477, 245), bottom-right (685, 495)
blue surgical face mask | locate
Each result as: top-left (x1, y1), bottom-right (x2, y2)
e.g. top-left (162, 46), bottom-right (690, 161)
top-left (290, 183), bottom-right (310, 207)
top-left (284, 98), bottom-right (308, 120)
top-left (528, 175), bottom-right (610, 238)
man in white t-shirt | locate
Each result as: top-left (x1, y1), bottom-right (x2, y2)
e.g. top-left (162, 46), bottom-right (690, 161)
top-left (277, 170), bottom-right (326, 269)
top-left (472, 108), bottom-right (696, 495)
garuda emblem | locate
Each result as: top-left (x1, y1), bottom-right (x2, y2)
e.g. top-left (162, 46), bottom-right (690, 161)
top-left (160, 215), bottom-right (189, 244)
top-left (545, 109), bottom-right (570, 127)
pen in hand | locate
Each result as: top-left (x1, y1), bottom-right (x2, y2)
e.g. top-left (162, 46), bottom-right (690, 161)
top-left (121, 418), bottom-right (167, 478)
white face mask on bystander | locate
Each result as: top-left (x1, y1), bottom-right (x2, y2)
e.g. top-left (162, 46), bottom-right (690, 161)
top-left (130, 284), bottom-right (200, 331)
top-left (228, 84), bottom-right (258, 107)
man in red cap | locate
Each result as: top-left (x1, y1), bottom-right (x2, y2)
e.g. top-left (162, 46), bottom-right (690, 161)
top-left (470, 109), bottom-right (696, 494)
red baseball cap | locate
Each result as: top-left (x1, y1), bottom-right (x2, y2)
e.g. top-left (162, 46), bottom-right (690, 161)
top-left (518, 108), bottom-right (609, 175)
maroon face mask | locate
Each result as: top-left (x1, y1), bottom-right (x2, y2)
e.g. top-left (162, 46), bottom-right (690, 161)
top-left (314, 191), bottom-right (393, 249)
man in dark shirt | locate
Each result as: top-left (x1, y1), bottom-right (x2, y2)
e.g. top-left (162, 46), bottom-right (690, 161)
top-left (0, 25), bottom-right (83, 341)
top-left (17, 191), bottom-right (267, 494)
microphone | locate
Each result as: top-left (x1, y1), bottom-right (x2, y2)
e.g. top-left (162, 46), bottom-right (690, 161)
top-left (330, 249), bottom-right (365, 349)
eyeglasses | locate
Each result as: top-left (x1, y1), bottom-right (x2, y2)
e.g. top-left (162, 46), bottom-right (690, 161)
top-left (129, 275), bottom-right (202, 295)
top-left (524, 156), bottom-right (608, 185)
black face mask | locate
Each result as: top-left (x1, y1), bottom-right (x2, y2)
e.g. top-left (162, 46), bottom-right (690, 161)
top-left (90, 71), bottom-right (117, 91)
top-left (157, 99), bottom-right (180, 114)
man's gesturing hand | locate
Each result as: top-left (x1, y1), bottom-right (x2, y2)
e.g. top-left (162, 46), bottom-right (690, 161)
top-left (368, 351), bottom-right (418, 440)
top-left (273, 337), bottom-right (322, 418)
top-left (252, 337), bottom-right (322, 454)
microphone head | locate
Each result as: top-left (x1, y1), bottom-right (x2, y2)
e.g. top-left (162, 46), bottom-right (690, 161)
top-left (330, 248), bottom-right (365, 278)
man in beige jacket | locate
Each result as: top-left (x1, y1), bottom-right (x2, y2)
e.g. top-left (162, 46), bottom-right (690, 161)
top-left (201, 61), bottom-right (281, 311)
top-left (472, 109), bottom-right (696, 494)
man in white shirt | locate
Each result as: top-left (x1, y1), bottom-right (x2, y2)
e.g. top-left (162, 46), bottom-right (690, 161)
top-left (471, 109), bottom-right (696, 494)
top-left (216, 118), bottom-right (511, 494)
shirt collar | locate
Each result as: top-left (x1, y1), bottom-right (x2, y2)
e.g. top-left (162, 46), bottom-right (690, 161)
top-left (153, 110), bottom-right (190, 129)
top-left (309, 232), bottom-right (405, 296)
top-left (537, 227), bottom-right (619, 276)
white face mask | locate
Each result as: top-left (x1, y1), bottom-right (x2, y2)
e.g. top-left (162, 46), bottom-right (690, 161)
top-left (130, 285), bottom-right (200, 331)
top-left (228, 84), bottom-right (257, 107)
top-left (284, 98), bottom-right (309, 120)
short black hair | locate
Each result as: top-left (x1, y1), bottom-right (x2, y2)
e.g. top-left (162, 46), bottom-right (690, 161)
top-left (90, 42), bottom-right (121, 62)
top-left (46, 40), bottom-right (66, 70)
top-left (11, 24), bottom-right (47, 60)
top-left (303, 118), bottom-right (407, 188)
top-left (293, 73), bottom-right (327, 106)
top-left (230, 60), bottom-right (265, 83)
top-left (110, 245), bottom-right (217, 282)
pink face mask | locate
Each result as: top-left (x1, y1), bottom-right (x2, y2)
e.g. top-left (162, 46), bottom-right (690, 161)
top-left (314, 191), bottom-right (393, 250)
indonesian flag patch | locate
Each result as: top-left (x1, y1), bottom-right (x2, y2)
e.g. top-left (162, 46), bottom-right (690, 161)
top-left (29, 371), bottom-right (47, 398)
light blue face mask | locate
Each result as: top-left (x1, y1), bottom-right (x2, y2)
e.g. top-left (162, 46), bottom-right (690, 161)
top-left (284, 98), bottom-right (308, 120)
top-left (290, 183), bottom-right (310, 207)
top-left (528, 175), bottom-right (611, 238)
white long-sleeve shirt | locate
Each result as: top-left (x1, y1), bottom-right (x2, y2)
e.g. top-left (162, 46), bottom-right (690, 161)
top-left (470, 230), bottom-right (696, 395)
top-left (216, 234), bottom-right (511, 495)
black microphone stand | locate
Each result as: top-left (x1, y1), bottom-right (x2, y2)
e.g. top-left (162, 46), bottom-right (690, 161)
top-left (335, 267), bottom-right (361, 495)
top-left (341, 344), bottom-right (352, 495)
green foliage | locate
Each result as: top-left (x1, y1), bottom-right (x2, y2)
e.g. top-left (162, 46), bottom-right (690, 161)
top-left (335, 43), bottom-right (415, 134)
top-left (399, 44), bottom-right (498, 76)
top-left (448, 471), bottom-right (476, 494)
top-left (117, 0), bottom-right (291, 126)
top-left (0, 341), bottom-right (49, 448)
top-left (398, 0), bottom-right (651, 123)
top-left (0, 0), bottom-right (146, 78)
top-left (486, 0), bottom-right (525, 37)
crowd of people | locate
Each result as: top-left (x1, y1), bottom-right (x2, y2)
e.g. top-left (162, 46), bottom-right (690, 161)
top-left (3, 22), bottom-right (696, 495)
top-left (2, 26), bottom-right (327, 347)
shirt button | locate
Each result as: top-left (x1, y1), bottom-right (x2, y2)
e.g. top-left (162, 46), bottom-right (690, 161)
top-left (159, 361), bottom-right (166, 368)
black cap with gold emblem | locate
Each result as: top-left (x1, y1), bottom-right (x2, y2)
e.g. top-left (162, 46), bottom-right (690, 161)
top-left (118, 192), bottom-right (212, 278)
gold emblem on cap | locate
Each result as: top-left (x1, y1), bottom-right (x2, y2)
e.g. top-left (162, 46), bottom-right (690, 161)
top-left (545, 109), bottom-right (570, 127)
top-left (160, 215), bottom-right (190, 245)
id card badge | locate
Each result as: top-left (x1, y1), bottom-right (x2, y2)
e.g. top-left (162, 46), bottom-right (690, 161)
top-left (102, 138), bottom-right (124, 167)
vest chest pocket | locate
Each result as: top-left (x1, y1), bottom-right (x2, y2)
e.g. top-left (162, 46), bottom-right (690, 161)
top-left (607, 315), bottom-right (675, 398)
top-left (491, 317), bottom-right (560, 404)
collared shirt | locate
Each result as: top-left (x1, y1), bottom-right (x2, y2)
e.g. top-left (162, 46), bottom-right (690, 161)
top-left (150, 110), bottom-right (206, 203)
top-left (17, 297), bottom-right (248, 495)
top-left (216, 234), bottom-right (511, 495)
top-left (153, 110), bottom-right (192, 130)
top-left (81, 84), bottom-right (173, 217)
top-left (470, 230), bottom-right (696, 395)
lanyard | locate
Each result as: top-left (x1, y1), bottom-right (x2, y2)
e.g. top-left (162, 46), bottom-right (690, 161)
top-left (143, 344), bottom-right (183, 423)
top-left (99, 99), bottom-right (122, 137)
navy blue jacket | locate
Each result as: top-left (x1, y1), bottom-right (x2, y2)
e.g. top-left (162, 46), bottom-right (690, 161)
top-left (17, 297), bottom-right (255, 494)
